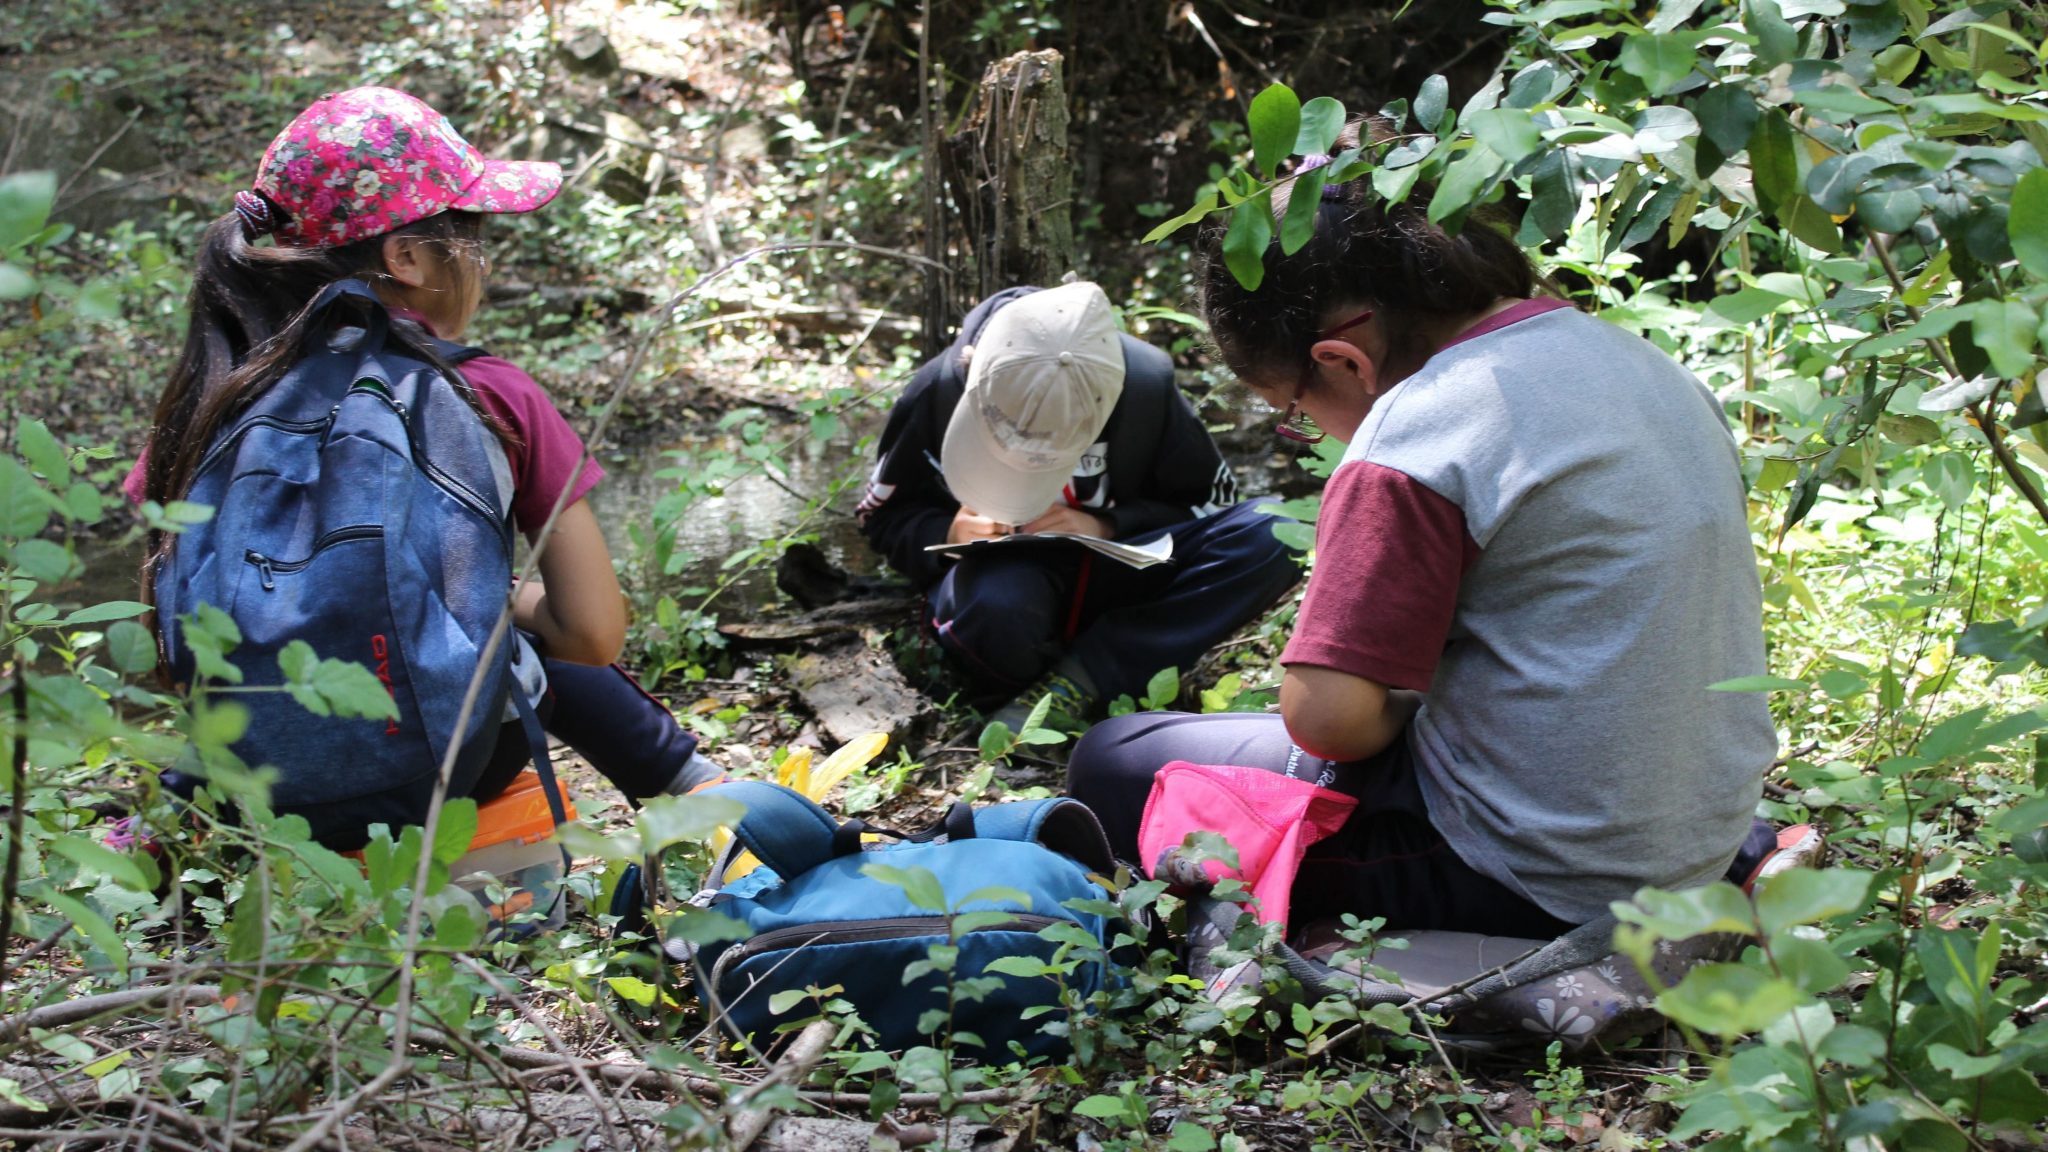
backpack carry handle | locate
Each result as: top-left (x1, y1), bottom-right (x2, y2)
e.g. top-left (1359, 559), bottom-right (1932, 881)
top-left (307, 278), bottom-right (393, 366)
top-left (702, 780), bottom-right (841, 881)
top-left (828, 802), bottom-right (977, 858)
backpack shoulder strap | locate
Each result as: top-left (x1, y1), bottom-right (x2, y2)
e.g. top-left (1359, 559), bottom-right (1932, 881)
top-left (701, 780), bottom-right (841, 881)
top-left (972, 798), bottom-right (1116, 874)
top-left (421, 335), bottom-right (487, 367)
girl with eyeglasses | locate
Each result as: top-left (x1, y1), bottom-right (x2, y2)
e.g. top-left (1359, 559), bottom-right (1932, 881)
top-left (1067, 118), bottom-right (1807, 941)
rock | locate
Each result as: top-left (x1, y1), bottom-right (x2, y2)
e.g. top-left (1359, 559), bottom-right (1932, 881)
top-left (595, 110), bottom-right (669, 205)
top-left (0, 74), bottom-right (168, 233)
top-left (558, 26), bottom-right (620, 76)
top-left (775, 541), bottom-right (906, 609)
top-left (788, 637), bottom-right (934, 747)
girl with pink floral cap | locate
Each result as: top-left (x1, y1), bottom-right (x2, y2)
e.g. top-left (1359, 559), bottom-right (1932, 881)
top-left (128, 87), bottom-right (721, 843)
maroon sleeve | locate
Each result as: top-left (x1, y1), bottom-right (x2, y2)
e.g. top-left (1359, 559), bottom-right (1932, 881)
top-left (1280, 460), bottom-right (1476, 691)
top-left (459, 355), bottom-right (605, 536)
top-left (122, 452), bottom-right (147, 507)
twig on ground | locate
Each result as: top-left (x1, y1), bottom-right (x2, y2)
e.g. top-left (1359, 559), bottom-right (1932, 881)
top-left (725, 1018), bottom-right (835, 1150)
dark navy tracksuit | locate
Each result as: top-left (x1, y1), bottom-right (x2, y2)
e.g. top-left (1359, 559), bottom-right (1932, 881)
top-left (856, 288), bottom-right (1302, 703)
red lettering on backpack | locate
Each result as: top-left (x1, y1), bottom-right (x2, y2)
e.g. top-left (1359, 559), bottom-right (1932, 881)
top-left (371, 634), bottom-right (398, 735)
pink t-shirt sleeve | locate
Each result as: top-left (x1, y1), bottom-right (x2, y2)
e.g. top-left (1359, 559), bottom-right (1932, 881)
top-left (1280, 460), bottom-right (1476, 691)
top-left (122, 454), bottom-right (148, 506)
top-left (459, 354), bottom-right (605, 536)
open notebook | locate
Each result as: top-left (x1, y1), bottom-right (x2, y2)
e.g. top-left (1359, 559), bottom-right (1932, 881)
top-left (925, 531), bottom-right (1174, 569)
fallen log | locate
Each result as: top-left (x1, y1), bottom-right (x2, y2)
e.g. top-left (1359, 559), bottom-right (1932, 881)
top-left (719, 597), bottom-right (917, 645)
top-left (788, 637), bottom-right (936, 748)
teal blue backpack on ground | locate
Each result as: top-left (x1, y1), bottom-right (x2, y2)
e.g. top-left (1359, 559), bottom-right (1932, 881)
top-left (673, 780), bottom-right (1119, 1059)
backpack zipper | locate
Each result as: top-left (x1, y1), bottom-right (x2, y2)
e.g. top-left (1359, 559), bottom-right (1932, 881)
top-left (346, 386), bottom-right (505, 530)
top-left (195, 415), bottom-right (333, 477)
top-left (244, 525), bottom-right (383, 591)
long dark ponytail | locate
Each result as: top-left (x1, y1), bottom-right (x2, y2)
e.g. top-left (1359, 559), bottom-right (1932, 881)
top-left (1199, 117), bottom-right (1544, 382)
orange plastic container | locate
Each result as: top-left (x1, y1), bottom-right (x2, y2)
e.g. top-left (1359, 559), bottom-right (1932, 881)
top-left (452, 768), bottom-right (578, 933)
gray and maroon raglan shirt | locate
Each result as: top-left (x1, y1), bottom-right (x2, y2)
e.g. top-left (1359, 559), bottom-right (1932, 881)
top-left (1281, 300), bottom-right (1779, 924)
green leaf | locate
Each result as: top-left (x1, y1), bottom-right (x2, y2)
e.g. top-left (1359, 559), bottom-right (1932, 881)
top-left (17, 420), bottom-right (66, 481)
top-left (1526, 150), bottom-right (1579, 240)
top-left (64, 483), bottom-right (102, 526)
top-left (1927, 1042), bottom-right (2009, 1080)
top-left (863, 862), bottom-right (947, 912)
top-left (1144, 665), bottom-right (1180, 709)
top-left (1072, 1093), bottom-right (1134, 1122)
top-left (1221, 195), bottom-right (1272, 291)
top-left (1614, 881), bottom-right (1757, 942)
top-left (1708, 286), bottom-right (1794, 325)
top-left (1247, 84), bottom-right (1302, 177)
top-left (2013, 168), bottom-right (2048, 280)
top-left (1280, 165), bottom-right (1326, 255)
top-left (1294, 96), bottom-right (1346, 155)
top-left (1745, 0), bottom-right (1800, 67)
top-left (0, 263), bottom-right (34, 301)
top-left (639, 790), bottom-right (745, 855)
top-left (1807, 152), bottom-right (1877, 215)
top-left (1918, 373), bottom-right (1998, 412)
top-left (0, 455), bottom-right (51, 538)
top-left (1819, 1023), bottom-right (1889, 1068)
top-left (34, 888), bottom-right (127, 979)
top-left (48, 834), bottom-right (151, 893)
top-left (105, 620), bottom-right (157, 674)
top-left (0, 171), bottom-right (56, 252)
top-left (8, 539), bottom-right (72, 585)
top-left (1657, 962), bottom-right (1803, 1036)
top-left (1619, 33), bottom-right (1699, 95)
top-left (59, 601), bottom-right (150, 626)
top-left (278, 640), bottom-right (400, 722)
top-left (1464, 108), bottom-right (1542, 163)
top-left (432, 798), bottom-right (478, 867)
top-left (1414, 74), bottom-right (1450, 133)
top-left (1427, 144), bottom-right (1505, 225)
top-left (1856, 187), bottom-right (1923, 233)
top-left (960, 885), bottom-right (1031, 911)
top-left (977, 719), bottom-right (1014, 761)
top-left (1708, 674), bottom-right (1808, 692)
top-left (1778, 195), bottom-right (1843, 252)
top-left (1973, 299), bottom-right (2040, 379)
top-left (1749, 109), bottom-right (1799, 218)
top-left (1141, 191), bottom-right (1219, 245)
top-left (1755, 868), bottom-right (1872, 935)
top-left (1772, 933), bottom-right (1851, 996)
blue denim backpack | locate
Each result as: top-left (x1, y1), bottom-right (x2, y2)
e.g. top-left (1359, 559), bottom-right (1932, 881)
top-left (678, 780), bottom-right (1119, 1058)
top-left (155, 280), bottom-right (560, 846)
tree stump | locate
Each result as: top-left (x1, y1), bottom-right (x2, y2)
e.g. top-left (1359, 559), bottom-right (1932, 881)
top-left (941, 49), bottom-right (1077, 306)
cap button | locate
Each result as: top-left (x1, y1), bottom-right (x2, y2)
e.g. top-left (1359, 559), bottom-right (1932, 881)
top-left (1058, 351), bottom-right (1074, 365)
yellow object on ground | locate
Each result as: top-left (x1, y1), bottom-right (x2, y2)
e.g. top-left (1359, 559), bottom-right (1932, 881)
top-left (710, 733), bottom-right (889, 882)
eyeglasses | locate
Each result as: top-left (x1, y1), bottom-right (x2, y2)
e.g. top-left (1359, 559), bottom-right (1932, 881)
top-left (1277, 307), bottom-right (1375, 444)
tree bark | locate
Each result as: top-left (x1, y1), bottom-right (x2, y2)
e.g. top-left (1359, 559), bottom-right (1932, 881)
top-left (941, 49), bottom-right (1077, 306)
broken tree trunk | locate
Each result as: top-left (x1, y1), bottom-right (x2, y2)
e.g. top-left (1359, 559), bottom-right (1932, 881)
top-left (941, 49), bottom-right (1077, 306)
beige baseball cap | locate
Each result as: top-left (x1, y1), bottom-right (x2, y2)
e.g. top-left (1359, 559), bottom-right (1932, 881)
top-left (941, 282), bottom-right (1125, 527)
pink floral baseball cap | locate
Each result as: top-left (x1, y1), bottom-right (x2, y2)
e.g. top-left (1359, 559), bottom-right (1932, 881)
top-left (238, 86), bottom-right (561, 249)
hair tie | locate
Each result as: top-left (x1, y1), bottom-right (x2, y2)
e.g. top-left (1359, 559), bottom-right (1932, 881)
top-left (233, 190), bottom-right (278, 242)
top-left (1291, 153), bottom-right (1351, 202)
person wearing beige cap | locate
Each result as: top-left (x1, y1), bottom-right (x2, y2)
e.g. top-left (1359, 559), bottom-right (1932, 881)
top-left (857, 282), bottom-right (1301, 730)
